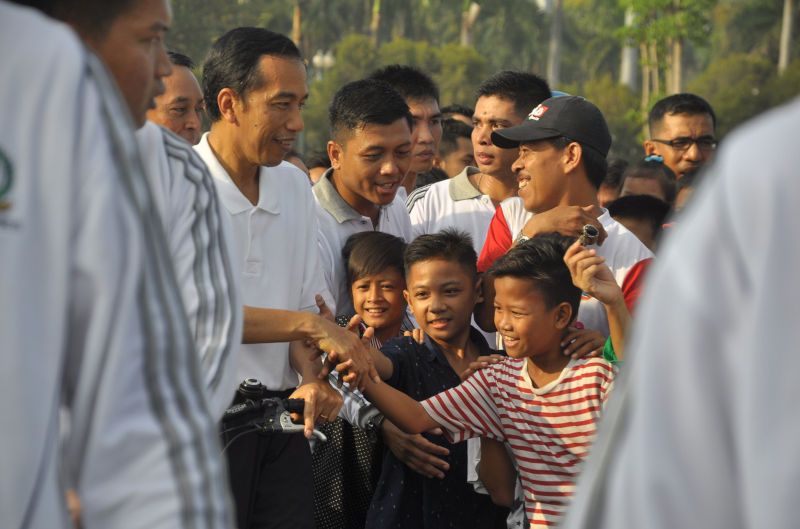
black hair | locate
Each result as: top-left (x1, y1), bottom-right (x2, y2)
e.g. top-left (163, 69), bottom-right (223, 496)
top-left (202, 27), bottom-right (301, 122)
top-left (403, 229), bottom-right (477, 281)
top-left (486, 233), bottom-right (580, 323)
top-left (547, 136), bottom-right (608, 189)
top-left (342, 232), bottom-right (406, 288)
top-left (328, 79), bottom-right (412, 141)
top-left (601, 158), bottom-right (629, 191)
top-left (46, 0), bottom-right (137, 40)
top-left (368, 64), bottom-right (440, 104)
top-left (621, 159), bottom-right (678, 206)
top-left (167, 50), bottom-right (195, 69)
top-left (438, 118), bottom-right (473, 157)
top-left (649, 93), bottom-right (716, 136)
top-left (415, 167), bottom-right (449, 188)
top-left (441, 103), bottom-right (474, 119)
top-left (475, 70), bottom-right (551, 119)
top-left (607, 195), bottom-right (670, 238)
top-left (304, 151), bottom-right (331, 170)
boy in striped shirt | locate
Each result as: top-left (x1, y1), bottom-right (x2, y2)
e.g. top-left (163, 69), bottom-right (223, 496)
top-left (359, 233), bottom-right (623, 528)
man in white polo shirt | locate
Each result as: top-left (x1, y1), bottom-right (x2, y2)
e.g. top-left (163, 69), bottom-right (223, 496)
top-left (196, 27), bottom-right (375, 529)
top-left (314, 78), bottom-right (413, 320)
top-left (406, 70), bottom-right (551, 256)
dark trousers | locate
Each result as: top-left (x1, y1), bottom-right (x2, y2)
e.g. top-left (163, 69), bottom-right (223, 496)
top-left (222, 389), bottom-right (315, 529)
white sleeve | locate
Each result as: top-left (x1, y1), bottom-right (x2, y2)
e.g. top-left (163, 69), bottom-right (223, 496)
top-left (143, 127), bottom-right (241, 419)
top-left (300, 183), bottom-right (335, 313)
top-left (562, 99), bottom-right (800, 529)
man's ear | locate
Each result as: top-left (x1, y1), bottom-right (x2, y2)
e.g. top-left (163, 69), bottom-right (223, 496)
top-left (474, 275), bottom-right (484, 304)
top-left (217, 87), bottom-right (239, 124)
top-left (562, 142), bottom-right (582, 174)
top-left (554, 302), bottom-right (573, 330)
top-left (644, 140), bottom-right (658, 156)
top-left (327, 140), bottom-right (343, 171)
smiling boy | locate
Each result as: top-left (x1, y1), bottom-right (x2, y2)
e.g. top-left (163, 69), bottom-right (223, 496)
top-left (362, 234), bottom-right (617, 529)
top-left (364, 229), bottom-right (508, 529)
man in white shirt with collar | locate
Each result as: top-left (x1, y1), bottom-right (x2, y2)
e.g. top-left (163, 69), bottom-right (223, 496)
top-left (195, 26), bottom-right (375, 529)
top-left (313, 78), bottom-right (413, 320)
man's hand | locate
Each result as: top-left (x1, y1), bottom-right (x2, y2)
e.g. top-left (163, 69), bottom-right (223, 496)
top-left (381, 420), bottom-right (450, 479)
top-left (312, 316), bottom-right (378, 391)
top-left (520, 205), bottom-right (607, 245)
top-left (289, 379), bottom-right (343, 438)
top-left (564, 240), bottom-right (622, 305)
top-left (460, 354), bottom-right (505, 381)
top-left (560, 325), bottom-right (605, 359)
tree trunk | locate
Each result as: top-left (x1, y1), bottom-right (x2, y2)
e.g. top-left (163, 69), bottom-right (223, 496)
top-left (292, 2), bottom-right (301, 47)
top-left (370, 0), bottom-right (380, 47)
top-left (547, 0), bottom-right (563, 87)
top-left (640, 42), bottom-right (650, 114)
top-left (779, 0), bottom-right (794, 75)
top-left (670, 37), bottom-right (682, 93)
top-left (460, 3), bottom-right (480, 47)
top-left (649, 41), bottom-right (660, 97)
top-left (620, 5), bottom-right (638, 90)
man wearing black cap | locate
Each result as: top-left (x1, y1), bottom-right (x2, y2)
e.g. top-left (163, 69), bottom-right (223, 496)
top-left (476, 96), bottom-right (654, 337)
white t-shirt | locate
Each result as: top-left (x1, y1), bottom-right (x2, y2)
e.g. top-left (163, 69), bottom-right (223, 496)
top-left (137, 122), bottom-right (241, 418)
top-left (195, 132), bottom-right (332, 391)
top-left (0, 6), bottom-right (232, 528)
top-left (313, 168), bottom-right (412, 319)
top-left (562, 98), bottom-right (800, 529)
top-left (406, 166), bottom-right (497, 255)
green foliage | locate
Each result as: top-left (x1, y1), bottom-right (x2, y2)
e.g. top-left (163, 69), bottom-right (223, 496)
top-left (686, 53), bottom-right (775, 137)
top-left (164, 0), bottom-right (794, 160)
top-left (562, 75), bottom-right (643, 161)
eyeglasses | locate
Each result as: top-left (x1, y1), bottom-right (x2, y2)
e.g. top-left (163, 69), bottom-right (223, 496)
top-left (651, 137), bottom-right (718, 152)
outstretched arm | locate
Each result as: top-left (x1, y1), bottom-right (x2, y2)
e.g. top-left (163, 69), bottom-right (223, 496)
top-left (564, 241), bottom-right (631, 359)
top-left (363, 377), bottom-right (440, 435)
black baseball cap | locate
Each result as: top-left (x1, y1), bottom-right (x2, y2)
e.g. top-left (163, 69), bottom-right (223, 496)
top-left (492, 95), bottom-right (612, 157)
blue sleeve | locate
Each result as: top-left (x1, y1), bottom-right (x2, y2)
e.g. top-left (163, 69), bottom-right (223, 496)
top-left (380, 336), bottom-right (420, 390)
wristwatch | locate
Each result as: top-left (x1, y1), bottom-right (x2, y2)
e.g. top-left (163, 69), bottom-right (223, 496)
top-left (358, 404), bottom-right (386, 444)
top-left (515, 232), bottom-right (530, 245)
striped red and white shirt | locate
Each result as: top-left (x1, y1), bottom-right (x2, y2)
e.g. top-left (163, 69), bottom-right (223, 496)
top-left (421, 355), bottom-right (615, 528)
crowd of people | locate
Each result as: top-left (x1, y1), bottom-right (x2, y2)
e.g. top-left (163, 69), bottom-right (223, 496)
top-left (4, 1), bottom-right (798, 529)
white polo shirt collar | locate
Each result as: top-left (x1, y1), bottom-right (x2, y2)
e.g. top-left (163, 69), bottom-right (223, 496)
top-left (195, 133), bottom-right (280, 216)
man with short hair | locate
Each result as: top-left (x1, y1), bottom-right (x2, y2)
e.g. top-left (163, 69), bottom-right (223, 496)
top-left (314, 78), bottom-right (414, 319)
top-left (2, 2), bottom-right (233, 528)
top-left (407, 70), bottom-right (551, 255)
top-left (369, 65), bottom-right (443, 195)
top-left (434, 118), bottom-right (475, 178)
top-left (644, 93), bottom-right (717, 179)
top-left (195, 27), bottom-right (374, 529)
top-left (146, 50), bottom-right (204, 144)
